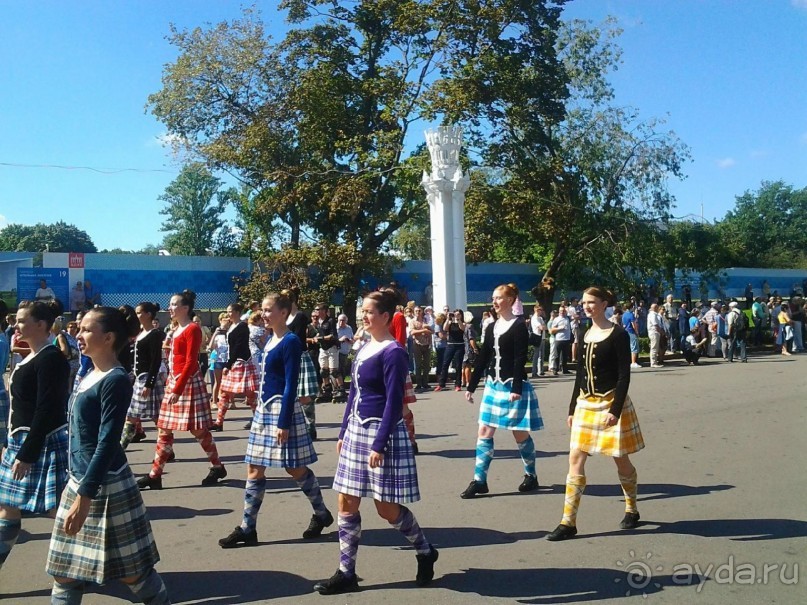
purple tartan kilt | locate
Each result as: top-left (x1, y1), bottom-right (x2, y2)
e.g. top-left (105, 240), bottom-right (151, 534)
top-left (221, 359), bottom-right (260, 396)
top-left (127, 372), bottom-right (166, 420)
top-left (156, 372), bottom-right (211, 431)
top-left (0, 428), bottom-right (69, 513)
top-left (333, 415), bottom-right (420, 503)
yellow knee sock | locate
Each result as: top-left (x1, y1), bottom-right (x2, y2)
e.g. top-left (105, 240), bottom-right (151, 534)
top-left (618, 470), bottom-right (638, 514)
top-left (560, 474), bottom-right (586, 527)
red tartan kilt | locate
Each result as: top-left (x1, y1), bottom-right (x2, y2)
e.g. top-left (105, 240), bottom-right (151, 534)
top-left (220, 359), bottom-right (259, 395)
top-left (156, 372), bottom-right (212, 432)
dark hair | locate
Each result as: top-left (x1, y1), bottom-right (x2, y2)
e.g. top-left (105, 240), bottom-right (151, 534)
top-left (583, 286), bottom-right (616, 306)
top-left (86, 305), bottom-right (140, 353)
top-left (280, 286), bottom-right (300, 306)
top-left (18, 299), bottom-right (63, 330)
top-left (174, 289), bottom-right (197, 317)
top-left (228, 302), bottom-right (244, 314)
top-left (264, 292), bottom-right (292, 314)
top-left (382, 284), bottom-right (404, 306)
top-left (136, 301), bottom-right (160, 319)
top-left (0, 300), bottom-right (7, 330)
top-left (365, 290), bottom-right (398, 321)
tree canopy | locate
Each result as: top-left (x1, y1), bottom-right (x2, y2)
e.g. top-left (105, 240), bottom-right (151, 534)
top-left (0, 221), bottom-right (96, 253)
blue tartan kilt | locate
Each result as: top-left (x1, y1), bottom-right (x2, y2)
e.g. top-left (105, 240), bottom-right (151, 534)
top-left (478, 377), bottom-right (544, 432)
top-left (46, 469), bottom-right (160, 583)
top-left (127, 372), bottom-right (166, 420)
top-left (0, 387), bottom-right (9, 446)
top-left (0, 428), bottom-right (69, 513)
top-left (333, 415), bottom-right (420, 503)
top-left (246, 395), bottom-right (318, 468)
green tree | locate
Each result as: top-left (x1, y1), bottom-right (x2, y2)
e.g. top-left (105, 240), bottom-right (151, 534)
top-left (0, 221), bottom-right (97, 253)
top-left (717, 181), bottom-right (807, 268)
top-left (159, 162), bottom-right (231, 256)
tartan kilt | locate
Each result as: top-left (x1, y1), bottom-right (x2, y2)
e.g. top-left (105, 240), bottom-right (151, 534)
top-left (0, 387), bottom-right (8, 446)
top-left (297, 352), bottom-right (319, 400)
top-left (403, 374), bottom-right (417, 406)
top-left (0, 428), bottom-right (69, 513)
top-left (570, 391), bottom-right (645, 457)
top-left (479, 377), bottom-right (543, 431)
top-left (46, 470), bottom-right (160, 583)
top-left (127, 372), bottom-right (166, 420)
top-left (333, 415), bottom-right (420, 503)
top-left (156, 372), bottom-right (211, 432)
top-left (246, 395), bottom-right (318, 468)
top-left (221, 359), bottom-right (260, 396)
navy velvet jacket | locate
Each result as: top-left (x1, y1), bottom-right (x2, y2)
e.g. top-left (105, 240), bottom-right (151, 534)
top-left (260, 332), bottom-right (302, 430)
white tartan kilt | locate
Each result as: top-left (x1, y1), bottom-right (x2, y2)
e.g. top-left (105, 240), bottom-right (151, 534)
top-left (46, 470), bottom-right (160, 583)
top-left (127, 372), bottom-right (166, 420)
top-left (0, 428), bottom-right (69, 513)
top-left (332, 415), bottom-right (420, 503)
top-left (221, 359), bottom-right (260, 396)
top-left (156, 372), bottom-right (211, 431)
top-left (246, 395), bottom-right (318, 468)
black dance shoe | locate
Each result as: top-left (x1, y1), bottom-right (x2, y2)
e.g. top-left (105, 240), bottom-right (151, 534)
top-left (218, 526), bottom-right (258, 549)
top-left (460, 480), bottom-right (489, 499)
top-left (518, 474), bottom-right (539, 493)
top-left (313, 570), bottom-right (359, 595)
top-left (132, 431), bottom-right (148, 443)
top-left (620, 512), bottom-right (641, 529)
top-left (303, 511), bottom-right (334, 539)
top-left (415, 546), bottom-right (439, 586)
top-left (136, 474), bottom-right (162, 491)
top-left (209, 422), bottom-right (223, 432)
top-left (546, 523), bottom-right (577, 541)
top-left (201, 465), bottom-right (227, 486)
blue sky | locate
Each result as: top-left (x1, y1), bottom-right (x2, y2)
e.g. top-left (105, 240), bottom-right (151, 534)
top-left (1, 0), bottom-right (806, 251)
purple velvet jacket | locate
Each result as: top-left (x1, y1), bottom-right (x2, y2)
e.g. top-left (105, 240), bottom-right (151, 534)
top-left (339, 341), bottom-right (408, 454)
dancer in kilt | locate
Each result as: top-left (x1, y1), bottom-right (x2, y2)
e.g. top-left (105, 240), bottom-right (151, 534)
top-left (282, 288), bottom-right (320, 439)
top-left (314, 290), bottom-right (438, 595)
top-left (211, 303), bottom-right (260, 431)
top-left (137, 290), bottom-right (226, 490)
top-left (462, 284), bottom-right (543, 499)
top-left (46, 306), bottom-right (169, 604)
top-left (121, 302), bottom-right (166, 449)
top-left (546, 286), bottom-right (645, 542)
top-left (0, 300), bottom-right (69, 572)
top-left (219, 292), bottom-right (333, 548)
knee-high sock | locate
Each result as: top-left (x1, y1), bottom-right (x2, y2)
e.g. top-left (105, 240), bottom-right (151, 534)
top-left (216, 393), bottom-right (232, 424)
top-left (403, 405), bottom-right (416, 445)
top-left (338, 512), bottom-right (361, 577)
top-left (561, 474), bottom-right (586, 527)
top-left (517, 435), bottom-right (536, 477)
top-left (195, 430), bottom-right (222, 467)
top-left (0, 518), bottom-right (21, 570)
top-left (51, 579), bottom-right (85, 605)
top-left (134, 418), bottom-right (143, 434)
top-left (295, 469), bottom-right (329, 518)
top-left (128, 567), bottom-right (170, 605)
top-left (473, 437), bottom-right (494, 483)
top-left (121, 421), bottom-right (136, 450)
top-left (390, 506), bottom-right (431, 555)
top-left (619, 470), bottom-right (638, 514)
top-left (240, 477), bottom-right (267, 531)
top-left (150, 433), bottom-right (174, 478)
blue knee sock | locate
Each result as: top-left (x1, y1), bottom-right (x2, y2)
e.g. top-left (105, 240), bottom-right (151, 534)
top-left (474, 437), bottom-right (494, 483)
top-left (51, 579), bottom-right (85, 605)
top-left (240, 477), bottom-right (267, 531)
top-left (390, 506), bottom-right (431, 555)
top-left (517, 435), bottom-right (536, 477)
top-left (295, 469), bottom-right (329, 519)
top-left (128, 567), bottom-right (170, 605)
top-left (0, 518), bottom-right (21, 570)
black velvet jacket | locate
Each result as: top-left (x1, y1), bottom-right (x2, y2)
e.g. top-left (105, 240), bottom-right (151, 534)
top-left (569, 324), bottom-right (631, 418)
top-left (468, 318), bottom-right (529, 395)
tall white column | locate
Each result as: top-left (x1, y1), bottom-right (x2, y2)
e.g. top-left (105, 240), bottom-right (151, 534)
top-left (423, 126), bottom-right (470, 311)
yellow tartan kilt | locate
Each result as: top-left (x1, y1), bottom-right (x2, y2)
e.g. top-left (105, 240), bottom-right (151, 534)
top-left (570, 391), bottom-right (645, 457)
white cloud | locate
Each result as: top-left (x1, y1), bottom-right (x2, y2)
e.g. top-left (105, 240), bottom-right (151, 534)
top-left (0, 214), bottom-right (8, 229)
top-left (716, 157), bottom-right (736, 169)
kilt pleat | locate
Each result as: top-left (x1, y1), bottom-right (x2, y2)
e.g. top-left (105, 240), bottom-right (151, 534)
top-left (478, 378), bottom-right (543, 431)
top-left (246, 395), bottom-right (318, 468)
top-left (156, 372), bottom-right (211, 431)
top-left (570, 391), bottom-right (645, 457)
top-left (297, 352), bottom-right (319, 400)
top-left (127, 372), bottom-right (166, 420)
top-left (0, 428), bottom-right (69, 513)
top-left (333, 415), bottom-right (420, 503)
top-left (221, 359), bottom-right (260, 396)
top-left (46, 471), bottom-right (160, 583)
